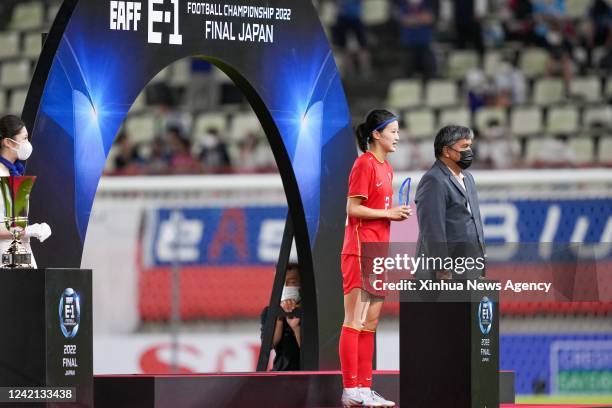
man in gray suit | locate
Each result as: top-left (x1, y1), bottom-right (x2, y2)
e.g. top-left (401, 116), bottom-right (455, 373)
top-left (414, 125), bottom-right (486, 280)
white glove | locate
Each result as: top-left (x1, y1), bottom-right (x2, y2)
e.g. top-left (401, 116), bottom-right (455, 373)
top-left (25, 223), bottom-right (52, 242)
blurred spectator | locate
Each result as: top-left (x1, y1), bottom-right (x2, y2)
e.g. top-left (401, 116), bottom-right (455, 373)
top-left (483, 18), bottom-right (507, 47)
top-left (113, 131), bottom-right (143, 174)
top-left (166, 126), bottom-right (202, 174)
top-left (532, 0), bottom-right (574, 86)
top-left (454, 0), bottom-right (486, 54)
top-left (196, 128), bottom-right (232, 173)
top-left (260, 263), bottom-right (301, 371)
top-left (493, 57), bottom-right (528, 105)
top-left (583, 0), bottom-right (612, 67)
top-left (502, 0), bottom-right (536, 44)
top-left (599, 47), bottom-right (612, 72)
top-left (145, 137), bottom-right (171, 174)
top-left (332, 0), bottom-right (372, 78)
top-left (476, 119), bottom-right (521, 168)
top-left (237, 132), bottom-right (276, 172)
top-left (399, 0), bottom-right (438, 79)
top-left (465, 69), bottom-right (491, 112)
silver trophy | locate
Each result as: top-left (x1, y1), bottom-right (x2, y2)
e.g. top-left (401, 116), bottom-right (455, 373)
top-left (1, 176), bottom-right (36, 268)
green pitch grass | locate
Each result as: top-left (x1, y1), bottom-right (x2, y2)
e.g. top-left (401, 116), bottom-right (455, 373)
top-left (516, 395), bottom-right (612, 405)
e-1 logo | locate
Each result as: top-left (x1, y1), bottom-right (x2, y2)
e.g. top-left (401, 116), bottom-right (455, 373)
top-left (148, 0), bottom-right (183, 45)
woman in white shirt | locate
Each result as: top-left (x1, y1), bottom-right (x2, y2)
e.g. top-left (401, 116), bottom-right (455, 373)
top-left (0, 115), bottom-right (51, 267)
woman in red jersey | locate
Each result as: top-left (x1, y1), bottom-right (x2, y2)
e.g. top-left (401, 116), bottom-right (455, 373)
top-left (339, 110), bottom-right (411, 408)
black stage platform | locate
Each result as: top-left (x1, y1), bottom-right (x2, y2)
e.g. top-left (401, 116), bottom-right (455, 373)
top-left (95, 370), bottom-right (515, 408)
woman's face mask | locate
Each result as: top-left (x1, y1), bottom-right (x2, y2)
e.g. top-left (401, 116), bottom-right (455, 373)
top-left (281, 285), bottom-right (301, 302)
top-left (7, 138), bottom-right (33, 161)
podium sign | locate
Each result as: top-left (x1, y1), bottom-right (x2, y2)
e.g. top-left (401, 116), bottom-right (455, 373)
top-left (0, 268), bottom-right (92, 407)
top-left (400, 283), bottom-right (499, 408)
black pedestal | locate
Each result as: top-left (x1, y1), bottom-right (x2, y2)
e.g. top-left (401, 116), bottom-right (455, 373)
top-left (0, 268), bottom-right (93, 407)
top-left (400, 284), bottom-right (499, 408)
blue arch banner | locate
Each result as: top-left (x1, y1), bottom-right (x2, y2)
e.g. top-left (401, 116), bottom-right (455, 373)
top-left (23, 0), bottom-right (355, 370)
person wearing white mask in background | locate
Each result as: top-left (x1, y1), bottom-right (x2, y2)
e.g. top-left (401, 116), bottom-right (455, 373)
top-left (260, 262), bottom-right (301, 371)
top-left (0, 115), bottom-right (52, 267)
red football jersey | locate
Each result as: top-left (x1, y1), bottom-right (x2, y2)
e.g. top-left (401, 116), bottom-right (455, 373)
top-left (342, 151), bottom-right (393, 256)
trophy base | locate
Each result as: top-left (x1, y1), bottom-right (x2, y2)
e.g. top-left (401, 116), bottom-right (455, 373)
top-left (2, 249), bottom-right (32, 268)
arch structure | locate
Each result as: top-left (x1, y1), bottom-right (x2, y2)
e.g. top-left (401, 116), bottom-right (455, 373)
top-left (22, 0), bottom-right (356, 369)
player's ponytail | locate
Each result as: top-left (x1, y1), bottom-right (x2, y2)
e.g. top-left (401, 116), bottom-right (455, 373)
top-left (355, 123), bottom-right (370, 153)
top-left (354, 109), bottom-right (398, 153)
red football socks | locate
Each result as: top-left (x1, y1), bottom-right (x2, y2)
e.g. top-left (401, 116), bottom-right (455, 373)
top-left (357, 329), bottom-right (375, 388)
top-left (339, 325), bottom-right (360, 388)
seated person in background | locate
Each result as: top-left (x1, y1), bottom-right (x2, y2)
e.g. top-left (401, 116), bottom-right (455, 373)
top-left (197, 128), bottom-right (232, 173)
top-left (165, 126), bottom-right (202, 174)
top-left (476, 119), bottom-right (521, 169)
top-left (532, 0), bottom-right (574, 87)
top-left (332, 0), bottom-right (372, 78)
top-left (113, 130), bottom-right (144, 175)
top-left (502, 0), bottom-right (536, 44)
top-left (399, 0), bottom-right (437, 79)
top-left (260, 262), bottom-right (301, 371)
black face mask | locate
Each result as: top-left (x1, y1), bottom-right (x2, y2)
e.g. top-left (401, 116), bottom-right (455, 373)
top-left (449, 147), bottom-right (474, 170)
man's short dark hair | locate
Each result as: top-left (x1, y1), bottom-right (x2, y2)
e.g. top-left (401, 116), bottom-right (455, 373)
top-left (434, 125), bottom-right (474, 158)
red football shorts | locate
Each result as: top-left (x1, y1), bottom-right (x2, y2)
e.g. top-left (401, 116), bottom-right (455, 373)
top-left (341, 254), bottom-right (388, 297)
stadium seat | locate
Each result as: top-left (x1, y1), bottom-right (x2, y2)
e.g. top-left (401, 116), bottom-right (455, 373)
top-left (598, 137), bottom-right (612, 164)
top-left (211, 66), bottom-right (233, 83)
top-left (483, 50), bottom-right (503, 76)
top-left (438, 107), bottom-right (471, 127)
top-left (104, 145), bottom-right (119, 173)
top-left (8, 88), bottom-right (27, 114)
top-left (546, 105), bottom-right (579, 134)
top-left (317, 0), bottom-right (337, 26)
top-left (125, 114), bottom-right (157, 145)
top-left (475, 106), bottom-right (507, 131)
top-left (570, 76), bottom-right (601, 102)
top-left (568, 137), bottom-right (594, 164)
top-left (230, 112), bottom-right (263, 142)
top-left (519, 48), bottom-right (549, 77)
top-left (606, 78), bottom-right (612, 97)
top-left (425, 80), bottom-right (457, 108)
top-left (361, 0), bottom-right (390, 25)
top-left (404, 109), bottom-right (435, 138)
top-left (533, 78), bottom-right (565, 106)
top-left (417, 139), bottom-right (434, 161)
top-left (169, 58), bottom-right (191, 86)
top-left (387, 140), bottom-right (413, 170)
top-left (583, 105), bottom-right (612, 129)
top-left (129, 92), bottom-right (147, 115)
top-left (0, 60), bottom-right (31, 88)
top-left (565, 0), bottom-right (591, 18)
top-left (525, 138), bottom-right (542, 165)
top-left (10, 1), bottom-right (45, 30)
top-left (386, 79), bottom-right (422, 110)
top-left (47, 2), bottom-right (61, 23)
top-left (149, 66), bottom-right (170, 84)
top-left (525, 136), bottom-right (567, 164)
top-left (0, 32), bottom-right (20, 60)
top-left (193, 112), bottom-right (228, 139)
top-left (448, 50), bottom-right (479, 79)
top-left (22, 32), bottom-right (43, 59)
top-left (510, 106), bottom-right (543, 136)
